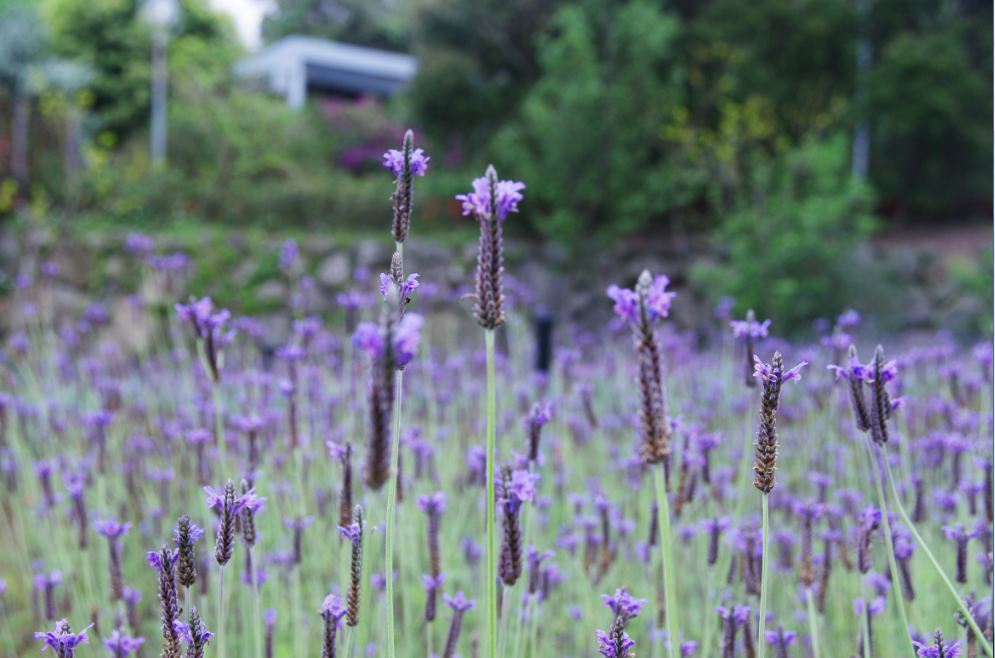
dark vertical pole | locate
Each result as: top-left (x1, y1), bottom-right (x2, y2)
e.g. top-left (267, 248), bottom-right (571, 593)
top-left (534, 306), bottom-right (554, 375)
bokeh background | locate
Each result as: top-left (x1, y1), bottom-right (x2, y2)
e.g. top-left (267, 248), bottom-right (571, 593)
top-left (0, 0), bottom-right (991, 342)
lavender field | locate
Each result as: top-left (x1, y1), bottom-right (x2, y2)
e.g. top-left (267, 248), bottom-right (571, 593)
top-left (1, 136), bottom-right (992, 658)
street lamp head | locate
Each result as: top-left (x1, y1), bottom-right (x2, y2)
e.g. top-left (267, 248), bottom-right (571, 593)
top-left (140, 0), bottom-right (181, 31)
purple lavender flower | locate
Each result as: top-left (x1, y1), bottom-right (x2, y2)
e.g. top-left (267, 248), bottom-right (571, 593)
top-left (525, 401), bottom-right (554, 463)
top-left (319, 594), bottom-right (348, 658)
top-left (456, 176), bottom-right (526, 222)
top-left (175, 296), bottom-right (235, 381)
top-left (379, 272), bottom-right (419, 304)
top-left (597, 587), bottom-right (646, 658)
top-left (102, 629), bottom-right (144, 657)
top-left (174, 515), bottom-right (203, 589)
top-left (387, 130), bottom-right (428, 243)
top-left (353, 313), bottom-right (423, 369)
top-left (147, 547), bottom-right (182, 655)
top-left (730, 309), bottom-right (769, 387)
top-left (753, 353), bottom-right (807, 494)
top-left (608, 270), bottom-right (675, 465)
top-left (383, 147), bottom-right (429, 178)
top-left (601, 587), bottom-right (648, 620)
top-left (94, 518), bottom-right (131, 540)
top-left (34, 570), bottom-right (61, 621)
top-left (124, 232), bottom-right (155, 255)
top-left (753, 355), bottom-right (808, 383)
top-left (441, 592), bottom-right (475, 658)
top-left (607, 274), bottom-right (676, 326)
top-left (342, 506), bottom-right (364, 627)
top-left (423, 573), bottom-right (445, 622)
top-left (596, 627), bottom-right (635, 658)
top-left (943, 523), bottom-right (979, 584)
top-left (95, 518), bottom-right (130, 602)
top-left (731, 315), bottom-right (772, 339)
top-left (279, 239), bottom-right (299, 272)
top-left (34, 620), bottom-right (92, 656)
top-left (174, 608), bottom-right (213, 658)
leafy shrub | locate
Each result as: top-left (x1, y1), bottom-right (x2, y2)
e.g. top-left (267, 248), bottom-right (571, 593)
top-left (492, 1), bottom-right (684, 247)
top-left (691, 133), bottom-right (877, 332)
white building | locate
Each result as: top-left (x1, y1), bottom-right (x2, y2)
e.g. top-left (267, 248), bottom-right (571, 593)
top-left (234, 35), bottom-right (418, 109)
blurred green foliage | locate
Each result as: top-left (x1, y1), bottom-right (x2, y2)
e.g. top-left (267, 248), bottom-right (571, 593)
top-left (46, 0), bottom-right (234, 144)
top-left (691, 134), bottom-right (877, 329)
top-left (0, 0), bottom-right (990, 332)
top-left (492, 2), bottom-right (684, 246)
top-left (262, 0), bottom-right (412, 51)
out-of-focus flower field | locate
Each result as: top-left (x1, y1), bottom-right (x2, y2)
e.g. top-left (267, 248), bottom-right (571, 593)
top-left (0, 140), bottom-right (992, 658)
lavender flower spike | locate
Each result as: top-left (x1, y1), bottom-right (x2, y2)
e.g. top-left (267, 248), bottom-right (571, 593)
top-left (731, 310), bottom-right (770, 388)
top-left (147, 546), bottom-right (182, 657)
top-left (173, 515), bottom-right (203, 590)
top-left (441, 592), bottom-right (476, 658)
top-left (607, 270), bottom-right (676, 465)
top-left (102, 628), bottom-right (144, 657)
top-left (461, 165), bottom-right (525, 329)
top-left (212, 479), bottom-right (241, 566)
top-left (753, 352), bottom-right (807, 494)
top-left (597, 587), bottom-right (646, 658)
top-left (385, 130), bottom-right (429, 243)
top-left (319, 594), bottom-right (347, 658)
top-left (341, 506), bottom-right (364, 627)
top-left (95, 518), bottom-right (131, 602)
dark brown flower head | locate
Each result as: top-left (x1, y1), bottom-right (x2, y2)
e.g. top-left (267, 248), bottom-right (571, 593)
top-left (214, 479), bottom-right (237, 566)
top-left (364, 290), bottom-right (398, 490)
top-left (472, 166), bottom-right (507, 330)
top-left (752, 352), bottom-right (807, 494)
top-left (174, 515), bottom-right (200, 589)
top-left (338, 442), bottom-right (354, 529)
top-left (868, 345), bottom-right (896, 445)
top-left (633, 270), bottom-right (671, 465)
top-left (343, 505), bottom-right (364, 627)
top-left (390, 130), bottom-right (422, 244)
top-left (239, 479), bottom-right (257, 547)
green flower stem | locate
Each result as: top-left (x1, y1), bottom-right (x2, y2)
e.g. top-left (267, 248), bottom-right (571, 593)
top-left (218, 565), bottom-right (226, 658)
top-left (883, 456), bottom-right (994, 657)
top-left (805, 588), bottom-right (822, 658)
top-left (384, 368), bottom-right (404, 658)
top-left (863, 438), bottom-right (915, 657)
top-left (757, 493), bottom-right (770, 658)
top-left (250, 547), bottom-right (262, 658)
top-left (0, 602), bottom-right (17, 658)
top-left (211, 381), bottom-right (225, 468)
top-left (485, 328), bottom-right (498, 658)
top-left (859, 575), bottom-right (871, 658)
top-left (653, 464), bottom-right (680, 658)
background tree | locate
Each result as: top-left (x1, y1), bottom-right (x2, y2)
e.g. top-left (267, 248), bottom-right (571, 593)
top-left (44, 0), bottom-right (236, 146)
top-left (261, 0), bottom-right (411, 51)
top-left (0, 3), bottom-right (48, 196)
top-left (492, 1), bottom-right (684, 246)
top-left (406, 0), bottom-right (560, 153)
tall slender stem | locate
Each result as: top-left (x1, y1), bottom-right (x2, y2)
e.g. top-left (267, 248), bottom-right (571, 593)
top-left (804, 588), bottom-right (822, 658)
top-left (883, 456), bottom-right (994, 657)
top-left (212, 383), bottom-right (225, 468)
top-left (484, 328), bottom-right (498, 658)
top-left (218, 565), bottom-right (226, 658)
top-left (863, 439), bottom-right (915, 657)
top-left (653, 464), bottom-right (680, 658)
top-left (250, 547), bottom-right (262, 658)
top-left (0, 602), bottom-right (17, 658)
top-left (859, 575), bottom-right (871, 658)
top-left (385, 368), bottom-right (404, 658)
top-left (757, 493), bottom-right (770, 658)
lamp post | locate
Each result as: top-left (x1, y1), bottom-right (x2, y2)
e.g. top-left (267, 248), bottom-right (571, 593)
top-left (141, 0), bottom-right (180, 166)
